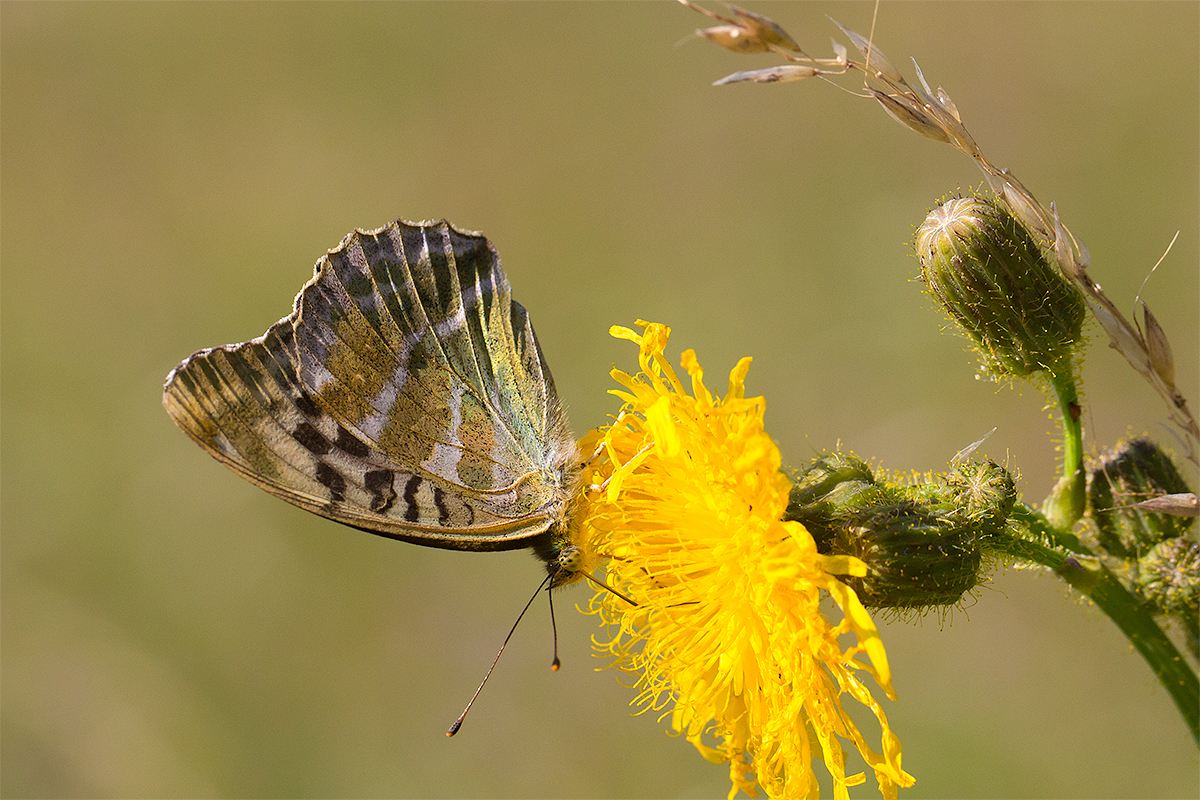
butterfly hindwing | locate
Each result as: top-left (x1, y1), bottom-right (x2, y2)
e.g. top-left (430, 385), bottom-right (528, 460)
top-left (163, 219), bottom-right (576, 551)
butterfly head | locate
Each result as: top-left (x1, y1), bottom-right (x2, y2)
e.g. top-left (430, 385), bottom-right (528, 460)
top-left (538, 513), bottom-right (589, 589)
top-left (552, 543), bottom-right (585, 586)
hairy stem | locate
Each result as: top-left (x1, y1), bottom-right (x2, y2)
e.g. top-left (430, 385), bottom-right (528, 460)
top-left (1042, 362), bottom-right (1086, 528)
top-left (1003, 505), bottom-right (1199, 744)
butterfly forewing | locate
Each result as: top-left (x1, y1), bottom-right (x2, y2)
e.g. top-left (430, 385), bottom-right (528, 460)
top-left (164, 219), bottom-right (576, 551)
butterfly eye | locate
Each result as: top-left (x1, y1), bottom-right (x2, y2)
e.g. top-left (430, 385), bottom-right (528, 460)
top-left (557, 545), bottom-right (584, 573)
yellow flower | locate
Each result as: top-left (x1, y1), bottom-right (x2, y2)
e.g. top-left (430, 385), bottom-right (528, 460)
top-left (579, 322), bottom-right (914, 800)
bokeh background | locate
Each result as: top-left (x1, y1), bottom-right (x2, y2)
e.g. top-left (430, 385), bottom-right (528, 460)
top-left (3, 2), bottom-right (1197, 797)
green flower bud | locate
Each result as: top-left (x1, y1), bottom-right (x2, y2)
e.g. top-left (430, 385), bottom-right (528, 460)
top-left (1137, 537), bottom-right (1199, 618)
top-left (1137, 537), bottom-right (1199, 658)
top-left (837, 498), bottom-right (984, 609)
top-left (787, 452), bottom-right (875, 509)
top-left (786, 454), bottom-right (1018, 608)
top-left (942, 460), bottom-right (1018, 537)
top-left (1088, 437), bottom-right (1195, 560)
top-left (785, 453), bottom-right (877, 555)
top-left (915, 195), bottom-right (1086, 381)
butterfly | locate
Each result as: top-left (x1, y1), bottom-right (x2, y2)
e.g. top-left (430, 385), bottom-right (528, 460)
top-left (163, 219), bottom-right (586, 588)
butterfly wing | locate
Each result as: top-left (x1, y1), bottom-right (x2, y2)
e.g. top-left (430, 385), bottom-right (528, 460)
top-left (163, 220), bottom-right (576, 551)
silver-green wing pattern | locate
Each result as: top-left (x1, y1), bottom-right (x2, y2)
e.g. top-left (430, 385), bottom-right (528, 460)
top-left (163, 219), bottom-right (577, 551)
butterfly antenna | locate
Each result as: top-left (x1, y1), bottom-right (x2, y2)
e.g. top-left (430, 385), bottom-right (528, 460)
top-left (548, 583), bottom-right (562, 671)
top-left (447, 572), bottom-right (553, 737)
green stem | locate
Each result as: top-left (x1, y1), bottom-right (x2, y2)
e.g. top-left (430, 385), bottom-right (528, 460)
top-left (1042, 362), bottom-right (1086, 528)
top-left (1004, 505), bottom-right (1199, 744)
top-left (1052, 364), bottom-right (1083, 480)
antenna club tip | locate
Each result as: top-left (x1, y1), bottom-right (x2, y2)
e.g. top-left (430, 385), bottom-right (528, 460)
top-left (446, 721), bottom-right (462, 737)
top-left (551, 661), bottom-right (561, 672)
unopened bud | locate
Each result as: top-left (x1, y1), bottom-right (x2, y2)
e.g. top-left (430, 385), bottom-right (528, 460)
top-left (786, 453), bottom-right (876, 554)
top-left (1137, 537), bottom-right (1199, 618)
top-left (836, 497), bottom-right (984, 609)
top-left (915, 195), bottom-right (1086, 381)
top-left (787, 452), bottom-right (875, 507)
top-left (942, 460), bottom-right (1017, 537)
top-left (1087, 437), bottom-right (1195, 559)
top-left (1138, 536), bottom-right (1198, 658)
top-left (786, 454), bottom-right (1018, 608)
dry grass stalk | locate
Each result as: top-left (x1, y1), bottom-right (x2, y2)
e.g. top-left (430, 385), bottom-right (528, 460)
top-left (679, 0), bottom-right (1198, 466)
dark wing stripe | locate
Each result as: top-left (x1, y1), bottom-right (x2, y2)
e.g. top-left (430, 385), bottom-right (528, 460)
top-left (402, 475), bottom-right (421, 523)
top-left (315, 462), bottom-right (346, 503)
top-left (335, 426), bottom-right (370, 458)
top-left (314, 225), bottom-right (544, 483)
top-left (293, 422), bottom-right (332, 455)
top-left (364, 469), bottom-right (396, 513)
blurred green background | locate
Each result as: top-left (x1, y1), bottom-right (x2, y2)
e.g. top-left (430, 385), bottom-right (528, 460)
top-left (3, 2), bottom-right (1197, 797)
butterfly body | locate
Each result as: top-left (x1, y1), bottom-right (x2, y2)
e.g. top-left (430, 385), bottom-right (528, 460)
top-left (164, 219), bottom-right (584, 586)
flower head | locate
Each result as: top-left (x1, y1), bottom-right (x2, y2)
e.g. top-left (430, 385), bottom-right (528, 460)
top-left (578, 322), bottom-right (913, 799)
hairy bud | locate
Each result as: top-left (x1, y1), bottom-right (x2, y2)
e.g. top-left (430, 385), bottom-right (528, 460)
top-left (1087, 437), bottom-right (1195, 560)
top-left (915, 195), bottom-right (1086, 381)
top-left (787, 454), bottom-right (1016, 608)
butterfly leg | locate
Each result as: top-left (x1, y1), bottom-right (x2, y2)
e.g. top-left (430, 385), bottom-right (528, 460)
top-left (581, 411), bottom-right (627, 465)
top-left (580, 410), bottom-right (624, 493)
top-left (587, 439), bottom-right (654, 495)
